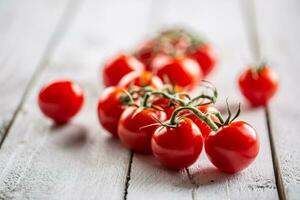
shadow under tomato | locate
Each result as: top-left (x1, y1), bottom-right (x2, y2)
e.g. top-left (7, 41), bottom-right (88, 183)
top-left (50, 123), bottom-right (89, 148)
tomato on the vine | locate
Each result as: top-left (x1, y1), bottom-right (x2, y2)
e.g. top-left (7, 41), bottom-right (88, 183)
top-left (118, 70), bottom-right (163, 89)
top-left (152, 55), bottom-right (202, 90)
top-left (238, 65), bottom-right (279, 106)
top-left (151, 118), bottom-right (203, 170)
top-left (152, 98), bottom-right (176, 119)
top-left (118, 107), bottom-right (166, 153)
top-left (103, 54), bottom-right (144, 87)
top-left (134, 39), bottom-right (157, 70)
top-left (186, 105), bottom-right (219, 138)
top-left (205, 121), bottom-right (260, 173)
top-left (97, 86), bottom-right (127, 137)
top-left (38, 80), bottom-right (84, 124)
top-left (188, 43), bottom-right (217, 77)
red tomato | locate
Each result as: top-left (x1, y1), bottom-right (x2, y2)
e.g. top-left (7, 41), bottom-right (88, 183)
top-left (152, 55), bottom-right (202, 90)
top-left (205, 121), bottom-right (260, 173)
top-left (134, 39), bottom-right (157, 70)
top-left (188, 44), bottom-right (217, 77)
top-left (151, 118), bottom-right (203, 170)
top-left (186, 105), bottom-right (219, 139)
top-left (97, 87), bottom-right (126, 137)
top-left (118, 107), bottom-right (166, 153)
top-left (238, 66), bottom-right (279, 106)
top-left (118, 70), bottom-right (163, 89)
top-left (38, 80), bottom-right (84, 124)
top-left (103, 54), bottom-right (145, 87)
top-left (152, 98), bottom-right (176, 119)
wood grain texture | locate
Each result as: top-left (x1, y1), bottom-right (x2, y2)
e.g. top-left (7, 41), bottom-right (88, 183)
top-left (128, 0), bottom-right (278, 199)
top-left (0, 0), bottom-right (71, 143)
top-left (0, 0), bottom-right (153, 199)
top-left (253, 0), bottom-right (300, 199)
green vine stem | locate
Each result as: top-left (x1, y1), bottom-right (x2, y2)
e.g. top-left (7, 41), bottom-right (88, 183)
top-left (169, 106), bottom-right (219, 131)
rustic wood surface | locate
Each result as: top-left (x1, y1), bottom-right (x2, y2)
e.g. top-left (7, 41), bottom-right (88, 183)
top-left (0, 0), bottom-right (298, 199)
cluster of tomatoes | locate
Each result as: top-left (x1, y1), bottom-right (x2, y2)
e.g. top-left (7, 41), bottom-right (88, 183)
top-left (38, 28), bottom-right (279, 174)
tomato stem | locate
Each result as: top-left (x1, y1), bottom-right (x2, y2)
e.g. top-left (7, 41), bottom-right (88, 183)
top-left (169, 106), bottom-right (219, 131)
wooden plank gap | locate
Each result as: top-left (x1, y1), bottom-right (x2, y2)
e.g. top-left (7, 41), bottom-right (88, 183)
top-left (123, 151), bottom-right (134, 200)
top-left (185, 168), bottom-right (196, 200)
top-left (0, 0), bottom-right (83, 149)
top-left (265, 106), bottom-right (287, 200)
top-left (239, 0), bottom-right (287, 199)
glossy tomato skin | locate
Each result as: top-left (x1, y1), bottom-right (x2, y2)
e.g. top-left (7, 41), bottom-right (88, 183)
top-left (205, 121), bottom-right (260, 173)
top-left (151, 118), bottom-right (203, 170)
top-left (118, 70), bottom-right (163, 89)
top-left (118, 107), bottom-right (166, 153)
top-left (97, 87), bottom-right (126, 137)
top-left (189, 44), bottom-right (217, 77)
top-left (238, 66), bottom-right (279, 106)
top-left (103, 54), bottom-right (145, 87)
top-left (186, 105), bottom-right (219, 139)
top-left (152, 55), bottom-right (202, 90)
top-left (38, 80), bottom-right (84, 124)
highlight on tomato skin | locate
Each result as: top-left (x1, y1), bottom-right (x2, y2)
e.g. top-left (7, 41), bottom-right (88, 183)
top-left (38, 80), bottom-right (84, 125)
top-left (205, 121), bottom-right (260, 174)
top-left (102, 53), bottom-right (145, 87)
top-left (238, 65), bottom-right (279, 107)
top-left (151, 118), bottom-right (203, 170)
top-left (188, 43), bottom-right (217, 77)
top-left (118, 70), bottom-right (163, 89)
top-left (97, 86), bottom-right (127, 137)
top-left (118, 106), bottom-right (166, 154)
top-left (151, 55), bottom-right (203, 90)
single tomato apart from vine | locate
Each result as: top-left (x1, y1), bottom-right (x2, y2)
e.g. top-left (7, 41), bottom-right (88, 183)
top-left (118, 107), bottom-right (166, 153)
top-left (205, 121), bottom-right (260, 173)
top-left (102, 54), bottom-right (144, 87)
top-left (238, 65), bottom-right (279, 106)
top-left (38, 80), bottom-right (84, 124)
top-left (151, 118), bottom-right (203, 170)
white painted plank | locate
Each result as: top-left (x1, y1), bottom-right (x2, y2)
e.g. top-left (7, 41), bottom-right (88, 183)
top-left (128, 0), bottom-right (278, 199)
top-left (0, 0), bottom-right (153, 199)
top-left (254, 0), bottom-right (300, 199)
top-left (0, 0), bottom-right (70, 141)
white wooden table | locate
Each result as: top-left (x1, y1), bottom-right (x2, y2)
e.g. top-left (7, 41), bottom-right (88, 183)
top-left (0, 0), bottom-right (299, 199)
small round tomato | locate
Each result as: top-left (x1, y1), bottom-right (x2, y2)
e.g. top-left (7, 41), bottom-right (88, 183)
top-left (205, 121), bottom-right (260, 173)
top-left (134, 39), bottom-right (157, 70)
top-left (152, 55), bottom-right (202, 90)
top-left (186, 105), bottom-right (219, 138)
top-left (118, 71), bottom-right (163, 89)
top-left (151, 118), bottom-right (203, 170)
top-left (238, 65), bottom-right (279, 106)
top-left (38, 80), bottom-right (84, 124)
top-left (102, 54), bottom-right (145, 87)
top-left (97, 87), bottom-right (126, 137)
top-left (188, 43), bottom-right (217, 77)
top-left (118, 107), bottom-right (166, 153)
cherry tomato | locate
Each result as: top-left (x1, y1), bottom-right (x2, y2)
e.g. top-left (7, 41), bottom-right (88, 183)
top-left (118, 70), bottom-right (163, 89)
top-left (118, 107), bottom-right (166, 153)
top-left (151, 118), bottom-right (203, 170)
top-left (38, 80), bottom-right (84, 124)
top-left (152, 55), bottom-right (202, 90)
top-left (103, 54), bottom-right (145, 87)
top-left (205, 121), bottom-right (260, 173)
top-left (97, 86), bottom-right (126, 137)
top-left (152, 98), bottom-right (176, 119)
top-left (238, 66), bottom-right (279, 106)
top-left (186, 105), bottom-right (219, 139)
top-left (134, 39), bottom-right (157, 70)
top-left (188, 43), bottom-right (217, 77)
